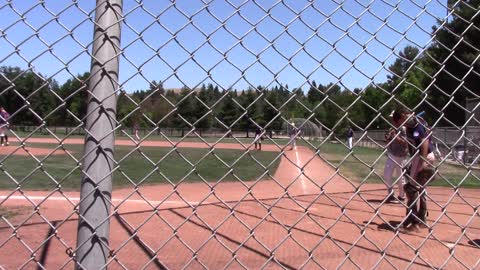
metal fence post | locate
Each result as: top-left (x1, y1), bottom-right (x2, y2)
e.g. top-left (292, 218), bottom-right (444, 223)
top-left (75, 0), bottom-right (122, 269)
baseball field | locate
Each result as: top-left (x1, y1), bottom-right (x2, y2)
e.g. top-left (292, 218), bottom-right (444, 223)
top-left (0, 136), bottom-right (478, 269)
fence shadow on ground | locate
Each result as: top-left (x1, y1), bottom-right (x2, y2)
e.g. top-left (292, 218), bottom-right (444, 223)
top-left (468, 239), bottom-right (480, 248)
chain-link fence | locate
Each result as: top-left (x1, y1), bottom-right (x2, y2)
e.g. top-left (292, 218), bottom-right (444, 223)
top-left (0, 0), bottom-right (479, 269)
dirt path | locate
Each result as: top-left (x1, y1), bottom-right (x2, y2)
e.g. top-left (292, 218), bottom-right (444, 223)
top-left (0, 145), bottom-right (72, 156)
top-left (0, 140), bottom-right (478, 269)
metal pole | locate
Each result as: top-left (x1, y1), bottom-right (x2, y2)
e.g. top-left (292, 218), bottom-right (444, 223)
top-left (75, 0), bottom-right (122, 269)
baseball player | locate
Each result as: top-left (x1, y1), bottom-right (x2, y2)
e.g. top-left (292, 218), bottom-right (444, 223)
top-left (402, 167), bottom-right (435, 231)
top-left (133, 123), bottom-right (140, 140)
top-left (383, 110), bottom-right (408, 203)
top-left (395, 108), bottom-right (435, 231)
top-left (0, 107), bottom-right (10, 146)
top-left (289, 122), bottom-right (299, 150)
top-left (346, 126), bottom-right (354, 150)
top-left (254, 127), bottom-right (262, 151)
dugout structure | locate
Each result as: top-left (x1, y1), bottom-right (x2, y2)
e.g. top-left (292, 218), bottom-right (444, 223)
top-left (466, 98), bottom-right (480, 127)
top-left (283, 118), bottom-right (323, 141)
top-left (465, 98), bottom-right (480, 164)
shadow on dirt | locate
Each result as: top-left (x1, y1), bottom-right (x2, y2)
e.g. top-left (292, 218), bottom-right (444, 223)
top-left (468, 239), bottom-right (480, 247)
top-left (363, 220), bottom-right (402, 232)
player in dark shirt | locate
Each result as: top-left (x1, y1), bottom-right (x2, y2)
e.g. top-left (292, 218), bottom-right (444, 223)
top-left (346, 127), bottom-right (354, 150)
top-left (396, 108), bottom-right (435, 231)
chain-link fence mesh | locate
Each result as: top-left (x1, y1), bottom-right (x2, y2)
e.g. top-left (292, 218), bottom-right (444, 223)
top-left (0, 0), bottom-right (479, 269)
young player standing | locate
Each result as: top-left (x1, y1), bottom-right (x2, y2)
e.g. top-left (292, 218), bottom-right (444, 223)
top-left (0, 107), bottom-right (10, 146)
top-left (254, 127), bottom-right (262, 151)
top-left (133, 122), bottom-right (140, 140)
top-left (346, 126), bottom-right (354, 150)
top-left (383, 111), bottom-right (408, 203)
top-left (289, 122), bottom-right (299, 150)
top-left (395, 108), bottom-right (435, 231)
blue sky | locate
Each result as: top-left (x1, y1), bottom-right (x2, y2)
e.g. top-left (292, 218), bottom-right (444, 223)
top-left (0, 0), bottom-right (449, 92)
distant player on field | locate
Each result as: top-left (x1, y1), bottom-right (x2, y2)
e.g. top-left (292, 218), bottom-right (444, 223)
top-left (254, 127), bottom-right (262, 151)
top-left (133, 122), bottom-right (140, 140)
top-left (289, 122), bottom-right (299, 150)
top-left (346, 126), bottom-right (354, 150)
top-left (0, 107), bottom-right (10, 146)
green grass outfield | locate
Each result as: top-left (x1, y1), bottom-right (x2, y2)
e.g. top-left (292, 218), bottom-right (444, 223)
top-left (319, 143), bottom-right (480, 188)
top-left (12, 130), bottom-right (293, 144)
top-left (2, 138), bottom-right (477, 190)
top-left (0, 144), bottom-right (281, 191)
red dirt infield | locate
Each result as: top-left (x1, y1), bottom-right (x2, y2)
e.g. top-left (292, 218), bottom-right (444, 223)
top-left (0, 139), bottom-right (478, 269)
top-left (0, 145), bottom-right (71, 156)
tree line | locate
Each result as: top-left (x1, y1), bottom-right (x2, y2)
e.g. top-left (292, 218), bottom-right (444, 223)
top-left (0, 1), bottom-right (478, 135)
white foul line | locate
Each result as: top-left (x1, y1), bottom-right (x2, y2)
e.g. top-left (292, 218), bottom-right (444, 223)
top-left (294, 149), bottom-right (308, 193)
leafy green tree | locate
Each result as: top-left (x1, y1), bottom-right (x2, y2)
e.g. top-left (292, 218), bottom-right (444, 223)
top-left (117, 92), bottom-right (144, 128)
top-left (387, 46), bottom-right (420, 88)
top-left (358, 85), bottom-right (390, 129)
top-left (196, 85), bottom-right (213, 129)
top-left (218, 91), bottom-right (241, 128)
top-left (57, 72), bottom-right (90, 126)
top-left (237, 88), bottom-right (258, 130)
top-left (319, 83), bottom-right (343, 129)
top-left (263, 88), bottom-right (283, 131)
top-left (423, 0), bottom-right (480, 125)
top-left (174, 88), bottom-right (197, 130)
top-left (307, 80), bottom-right (325, 105)
top-left (0, 66), bottom-right (60, 126)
